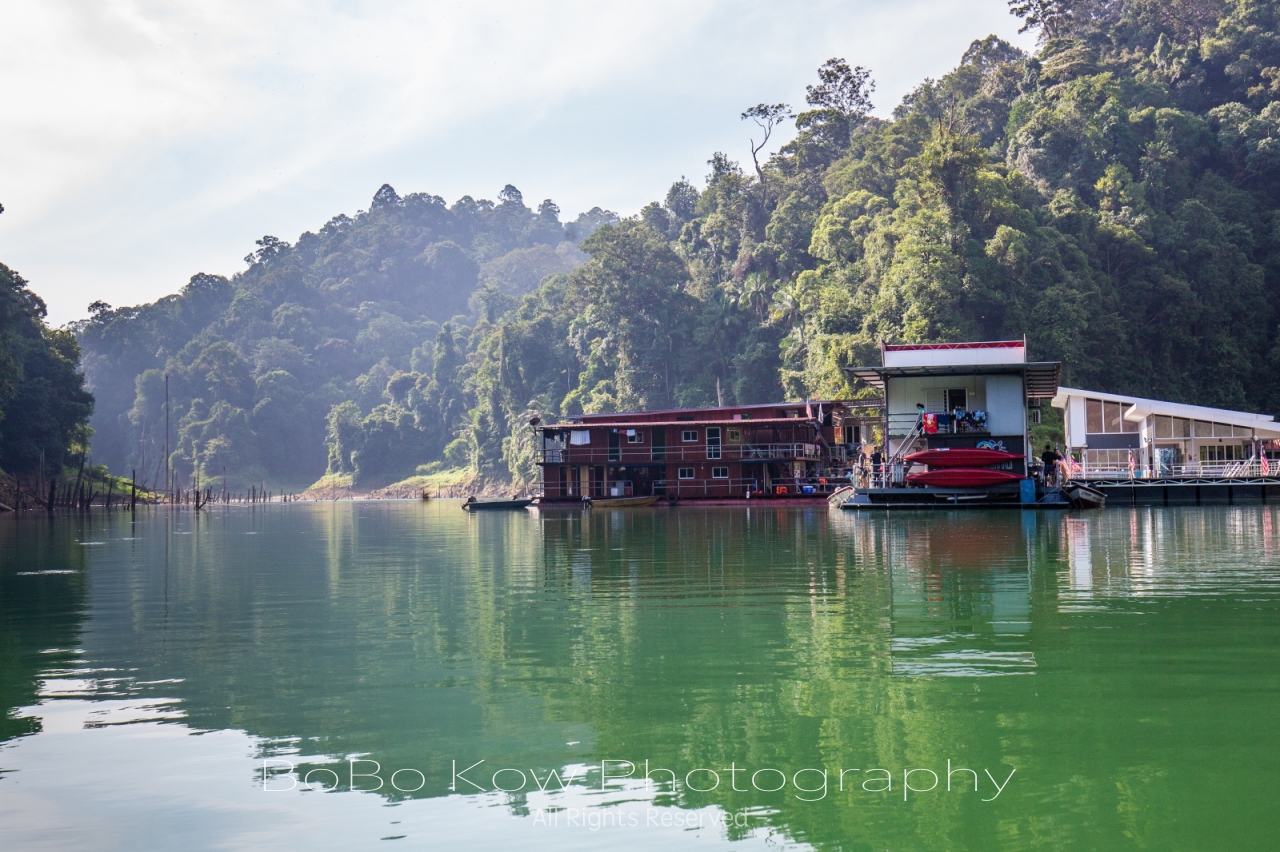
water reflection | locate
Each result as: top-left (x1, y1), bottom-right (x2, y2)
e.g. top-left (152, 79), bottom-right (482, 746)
top-left (1061, 507), bottom-right (1280, 602)
top-left (1, 504), bottom-right (1279, 851)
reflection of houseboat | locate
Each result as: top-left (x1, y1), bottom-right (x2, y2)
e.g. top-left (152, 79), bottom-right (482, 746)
top-left (534, 401), bottom-right (878, 505)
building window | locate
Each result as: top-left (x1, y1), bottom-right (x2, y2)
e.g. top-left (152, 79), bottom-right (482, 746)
top-left (1086, 399), bottom-right (1103, 433)
top-left (626, 431), bottom-right (643, 443)
top-left (1086, 398), bottom-right (1139, 434)
top-left (681, 430), bottom-right (698, 442)
top-left (727, 429), bottom-right (742, 443)
top-left (1201, 445), bottom-right (1245, 462)
top-left (925, 388), bottom-right (968, 413)
top-left (712, 467), bottom-right (729, 479)
top-left (706, 427), bottom-right (721, 459)
top-left (677, 467), bottom-right (694, 480)
top-left (1104, 401), bottom-right (1122, 433)
top-left (1085, 449), bottom-right (1139, 465)
top-left (1153, 415), bottom-right (1191, 439)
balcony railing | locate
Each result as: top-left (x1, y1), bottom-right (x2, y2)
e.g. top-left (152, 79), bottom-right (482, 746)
top-left (655, 477), bottom-right (852, 498)
top-left (1062, 459), bottom-right (1277, 481)
top-left (887, 412), bottom-right (990, 438)
top-left (539, 442), bottom-right (844, 465)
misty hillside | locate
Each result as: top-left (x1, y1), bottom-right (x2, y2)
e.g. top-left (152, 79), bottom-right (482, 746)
top-left (76, 0), bottom-right (1280, 492)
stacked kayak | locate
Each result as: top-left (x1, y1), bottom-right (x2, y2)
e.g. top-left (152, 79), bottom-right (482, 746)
top-left (903, 448), bottom-right (1025, 488)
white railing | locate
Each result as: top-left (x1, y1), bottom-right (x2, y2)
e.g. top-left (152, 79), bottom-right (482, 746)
top-left (738, 443), bottom-right (823, 460)
top-left (1063, 459), bottom-right (1274, 480)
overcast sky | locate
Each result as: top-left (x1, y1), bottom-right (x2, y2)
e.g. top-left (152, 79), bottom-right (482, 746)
top-left (0, 0), bottom-right (1034, 325)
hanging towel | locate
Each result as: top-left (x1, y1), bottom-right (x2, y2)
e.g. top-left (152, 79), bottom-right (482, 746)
top-left (922, 413), bottom-right (938, 434)
top-left (569, 430), bottom-right (591, 445)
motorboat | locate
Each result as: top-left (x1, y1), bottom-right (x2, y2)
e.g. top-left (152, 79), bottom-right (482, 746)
top-left (1063, 483), bottom-right (1106, 509)
top-left (461, 497), bottom-right (533, 511)
top-left (584, 495), bottom-right (659, 508)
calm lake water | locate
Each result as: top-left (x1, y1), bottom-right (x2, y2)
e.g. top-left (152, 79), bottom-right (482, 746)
top-left (1, 502), bottom-right (1278, 850)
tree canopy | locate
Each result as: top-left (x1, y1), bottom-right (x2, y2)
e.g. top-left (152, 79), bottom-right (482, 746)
top-left (76, 0), bottom-right (1280, 490)
top-left (0, 263), bottom-right (94, 478)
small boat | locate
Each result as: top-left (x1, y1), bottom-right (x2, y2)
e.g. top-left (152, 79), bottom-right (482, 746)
top-left (904, 448), bottom-right (1024, 468)
top-left (827, 485), bottom-right (856, 507)
top-left (461, 497), bottom-right (533, 511)
top-left (1064, 483), bottom-right (1106, 509)
top-left (905, 468), bottom-right (1026, 487)
top-left (584, 495), bottom-right (659, 509)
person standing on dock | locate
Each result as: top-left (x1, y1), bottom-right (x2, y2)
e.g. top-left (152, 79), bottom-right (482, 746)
top-left (1041, 444), bottom-right (1062, 485)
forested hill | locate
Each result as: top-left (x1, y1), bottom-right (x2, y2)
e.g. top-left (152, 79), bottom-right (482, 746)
top-left (78, 0), bottom-right (1280, 492)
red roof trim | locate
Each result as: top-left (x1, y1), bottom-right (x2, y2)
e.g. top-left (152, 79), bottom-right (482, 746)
top-left (883, 341), bottom-right (1024, 351)
top-left (574, 400), bottom-right (847, 421)
top-left (550, 417), bottom-right (823, 429)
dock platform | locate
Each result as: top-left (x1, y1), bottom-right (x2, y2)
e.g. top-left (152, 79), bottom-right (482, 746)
top-left (1079, 477), bottom-right (1280, 506)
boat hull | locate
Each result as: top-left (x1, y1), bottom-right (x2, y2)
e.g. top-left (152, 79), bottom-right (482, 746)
top-left (905, 468), bottom-right (1026, 487)
top-left (586, 495), bottom-right (659, 508)
top-left (1064, 484), bottom-right (1106, 509)
top-left (904, 448), bottom-right (1024, 468)
top-left (462, 499), bottom-right (533, 511)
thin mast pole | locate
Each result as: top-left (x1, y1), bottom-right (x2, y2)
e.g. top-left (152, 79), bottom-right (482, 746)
top-left (165, 373), bottom-right (170, 498)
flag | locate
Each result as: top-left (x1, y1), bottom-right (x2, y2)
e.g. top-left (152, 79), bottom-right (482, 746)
top-left (806, 400), bottom-right (814, 420)
top-left (1264, 454), bottom-right (1271, 476)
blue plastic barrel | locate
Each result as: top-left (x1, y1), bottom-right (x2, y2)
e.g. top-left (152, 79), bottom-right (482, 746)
top-left (1020, 478), bottom-right (1036, 504)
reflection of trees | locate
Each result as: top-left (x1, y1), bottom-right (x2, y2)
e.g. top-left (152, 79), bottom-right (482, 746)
top-left (0, 517), bottom-right (90, 743)
top-left (49, 503), bottom-right (1280, 849)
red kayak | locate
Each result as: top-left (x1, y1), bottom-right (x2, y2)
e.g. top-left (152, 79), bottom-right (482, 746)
top-left (906, 468), bottom-right (1026, 487)
top-left (904, 448), bottom-right (1024, 468)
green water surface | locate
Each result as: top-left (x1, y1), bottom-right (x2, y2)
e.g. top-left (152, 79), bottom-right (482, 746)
top-left (1, 503), bottom-right (1278, 850)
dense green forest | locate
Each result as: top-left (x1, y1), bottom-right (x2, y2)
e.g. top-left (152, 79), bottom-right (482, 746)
top-left (77, 0), bottom-right (1280, 490)
top-left (0, 261), bottom-right (94, 487)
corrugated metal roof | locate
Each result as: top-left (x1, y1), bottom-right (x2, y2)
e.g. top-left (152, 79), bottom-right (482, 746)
top-left (1052, 386), bottom-right (1280, 436)
top-left (541, 417), bottom-right (827, 430)
top-left (846, 362), bottom-right (1061, 398)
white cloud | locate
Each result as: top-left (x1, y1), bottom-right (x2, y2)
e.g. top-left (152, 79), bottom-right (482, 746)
top-left (0, 0), bottom-right (1034, 323)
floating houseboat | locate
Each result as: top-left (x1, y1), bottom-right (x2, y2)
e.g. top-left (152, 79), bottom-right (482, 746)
top-left (1051, 388), bottom-right (1280, 505)
top-left (842, 340), bottom-right (1062, 508)
top-left (534, 339), bottom-right (1280, 509)
top-left (534, 400), bottom-right (878, 505)
top-left (837, 338), bottom-right (1280, 508)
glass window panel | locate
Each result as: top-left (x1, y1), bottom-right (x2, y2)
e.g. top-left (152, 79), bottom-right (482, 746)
top-left (1213, 422), bottom-right (1231, 438)
top-left (1122, 408), bottom-right (1140, 433)
top-left (1154, 416), bottom-right (1173, 439)
top-left (1233, 424), bottom-right (1252, 438)
top-left (1173, 418), bottom-right (1191, 438)
top-left (1104, 402), bottom-right (1122, 433)
top-left (1194, 420), bottom-right (1213, 437)
top-left (1086, 399), bottom-right (1104, 433)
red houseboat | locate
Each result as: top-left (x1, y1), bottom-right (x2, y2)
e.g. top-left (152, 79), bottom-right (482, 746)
top-left (534, 400), bottom-right (876, 505)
